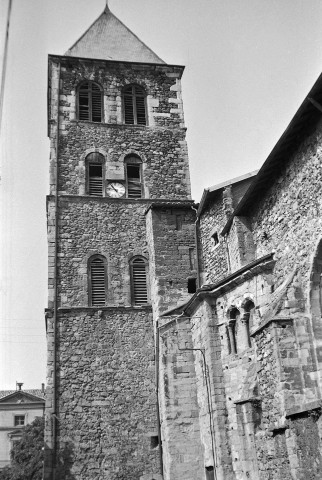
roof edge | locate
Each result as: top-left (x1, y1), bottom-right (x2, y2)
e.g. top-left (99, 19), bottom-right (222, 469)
top-left (0, 391), bottom-right (46, 403)
top-left (208, 169), bottom-right (259, 194)
top-left (197, 169), bottom-right (259, 218)
top-left (65, 7), bottom-right (107, 56)
top-left (221, 72), bottom-right (322, 235)
top-left (48, 54), bottom-right (185, 72)
top-left (182, 252), bottom-right (275, 315)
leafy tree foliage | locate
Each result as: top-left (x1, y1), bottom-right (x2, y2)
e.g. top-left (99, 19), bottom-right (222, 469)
top-left (0, 416), bottom-right (44, 480)
top-left (0, 466), bottom-right (12, 480)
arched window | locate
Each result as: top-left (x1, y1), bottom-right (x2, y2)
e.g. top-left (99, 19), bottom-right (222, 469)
top-left (123, 85), bottom-right (147, 125)
top-left (78, 81), bottom-right (103, 122)
top-left (130, 256), bottom-right (148, 305)
top-left (125, 155), bottom-right (143, 198)
top-left (88, 255), bottom-right (107, 306)
top-left (86, 152), bottom-right (104, 196)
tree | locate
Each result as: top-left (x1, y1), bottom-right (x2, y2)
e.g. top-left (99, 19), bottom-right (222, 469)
top-left (0, 416), bottom-right (44, 480)
top-left (0, 466), bottom-right (12, 480)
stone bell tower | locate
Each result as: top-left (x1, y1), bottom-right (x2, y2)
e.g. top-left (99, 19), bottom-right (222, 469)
top-left (44, 5), bottom-right (196, 479)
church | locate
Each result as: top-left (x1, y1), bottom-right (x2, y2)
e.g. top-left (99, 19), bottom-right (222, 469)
top-left (44, 4), bottom-right (322, 480)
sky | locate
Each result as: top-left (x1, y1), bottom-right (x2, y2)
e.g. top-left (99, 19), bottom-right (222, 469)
top-left (1, 0), bottom-right (322, 390)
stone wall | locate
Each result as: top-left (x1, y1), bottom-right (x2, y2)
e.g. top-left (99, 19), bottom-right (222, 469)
top-left (158, 316), bottom-right (204, 480)
top-left (46, 308), bottom-right (159, 480)
top-left (246, 121), bottom-right (322, 303)
top-left (198, 199), bottom-right (228, 285)
top-left (48, 56), bottom-right (191, 200)
top-left (48, 197), bottom-right (149, 308)
top-left (190, 300), bottom-right (234, 480)
top-left (185, 250), bottom-right (322, 479)
top-left (287, 411), bottom-right (322, 479)
top-left (198, 176), bottom-right (256, 285)
top-left (46, 52), bottom-right (194, 480)
top-left (146, 205), bottom-right (196, 317)
top-left (226, 216), bottom-right (255, 272)
top-left (187, 119), bottom-right (322, 479)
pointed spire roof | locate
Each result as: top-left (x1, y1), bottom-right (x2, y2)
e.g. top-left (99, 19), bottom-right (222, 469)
top-left (65, 5), bottom-right (165, 64)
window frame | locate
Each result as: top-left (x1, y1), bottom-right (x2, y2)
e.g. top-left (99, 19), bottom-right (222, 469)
top-left (14, 415), bottom-right (25, 427)
top-left (130, 256), bottom-right (149, 306)
top-left (88, 255), bottom-right (108, 307)
top-left (210, 226), bottom-right (220, 248)
top-left (77, 80), bottom-right (104, 123)
top-left (85, 152), bottom-right (105, 197)
top-left (122, 84), bottom-right (148, 126)
top-left (124, 155), bottom-right (143, 199)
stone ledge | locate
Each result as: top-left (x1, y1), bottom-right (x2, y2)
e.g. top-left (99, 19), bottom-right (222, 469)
top-left (145, 200), bottom-right (195, 214)
top-left (58, 305), bottom-right (152, 313)
top-left (50, 53), bottom-right (185, 73)
top-left (183, 254), bottom-right (275, 316)
top-left (234, 396), bottom-right (261, 405)
top-left (47, 195), bottom-right (192, 205)
top-left (158, 314), bottom-right (189, 331)
top-left (286, 400), bottom-right (322, 418)
top-left (268, 420), bottom-right (288, 432)
top-left (140, 474), bottom-right (163, 480)
top-left (68, 119), bottom-right (186, 132)
top-left (251, 316), bottom-right (293, 337)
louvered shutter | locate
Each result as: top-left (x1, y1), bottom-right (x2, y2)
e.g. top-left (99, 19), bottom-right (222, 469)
top-left (88, 163), bottom-right (103, 196)
top-left (78, 82), bottom-right (102, 122)
top-left (123, 85), bottom-right (146, 125)
top-left (127, 181), bottom-right (142, 198)
top-left (90, 258), bottom-right (106, 306)
top-left (132, 258), bottom-right (148, 305)
top-left (136, 94), bottom-right (146, 125)
top-left (79, 82), bottom-right (90, 120)
top-left (126, 163), bottom-right (142, 198)
top-left (124, 92), bottom-right (135, 124)
top-left (91, 83), bottom-right (102, 122)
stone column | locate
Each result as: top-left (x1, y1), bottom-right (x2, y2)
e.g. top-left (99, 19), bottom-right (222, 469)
top-left (228, 320), bottom-right (237, 354)
top-left (241, 313), bottom-right (251, 348)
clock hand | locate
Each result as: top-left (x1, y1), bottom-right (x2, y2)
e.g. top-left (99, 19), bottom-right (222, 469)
top-left (110, 184), bottom-right (118, 192)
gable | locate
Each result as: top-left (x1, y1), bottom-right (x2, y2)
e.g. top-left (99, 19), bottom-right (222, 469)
top-left (0, 391), bottom-right (45, 404)
top-left (65, 6), bottom-right (165, 64)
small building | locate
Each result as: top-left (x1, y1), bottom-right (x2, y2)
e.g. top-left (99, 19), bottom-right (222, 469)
top-left (0, 384), bottom-right (45, 469)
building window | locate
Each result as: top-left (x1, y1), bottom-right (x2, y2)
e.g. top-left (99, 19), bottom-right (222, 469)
top-left (130, 256), bottom-right (148, 305)
top-left (150, 435), bottom-right (159, 449)
top-left (125, 155), bottom-right (143, 198)
top-left (123, 85), bottom-right (147, 125)
top-left (77, 81), bottom-right (103, 122)
top-left (175, 215), bottom-right (183, 231)
top-left (14, 415), bottom-right (25, 427)
top-left (189, 247), bottom-right (195, 270)
top-left (86, 152), bottom-right (104, 196)
top-left (205, 466), bottom-right (215, 480)
top-left (88, 255), bottom-right (107, 306)
top-left (187, 277), bottom-right (197, 293)
top-left (211, 231), bottom-right (219, 246)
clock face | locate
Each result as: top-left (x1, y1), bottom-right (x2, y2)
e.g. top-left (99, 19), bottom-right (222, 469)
top-left (106, 182), bottom-right (126, 198)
